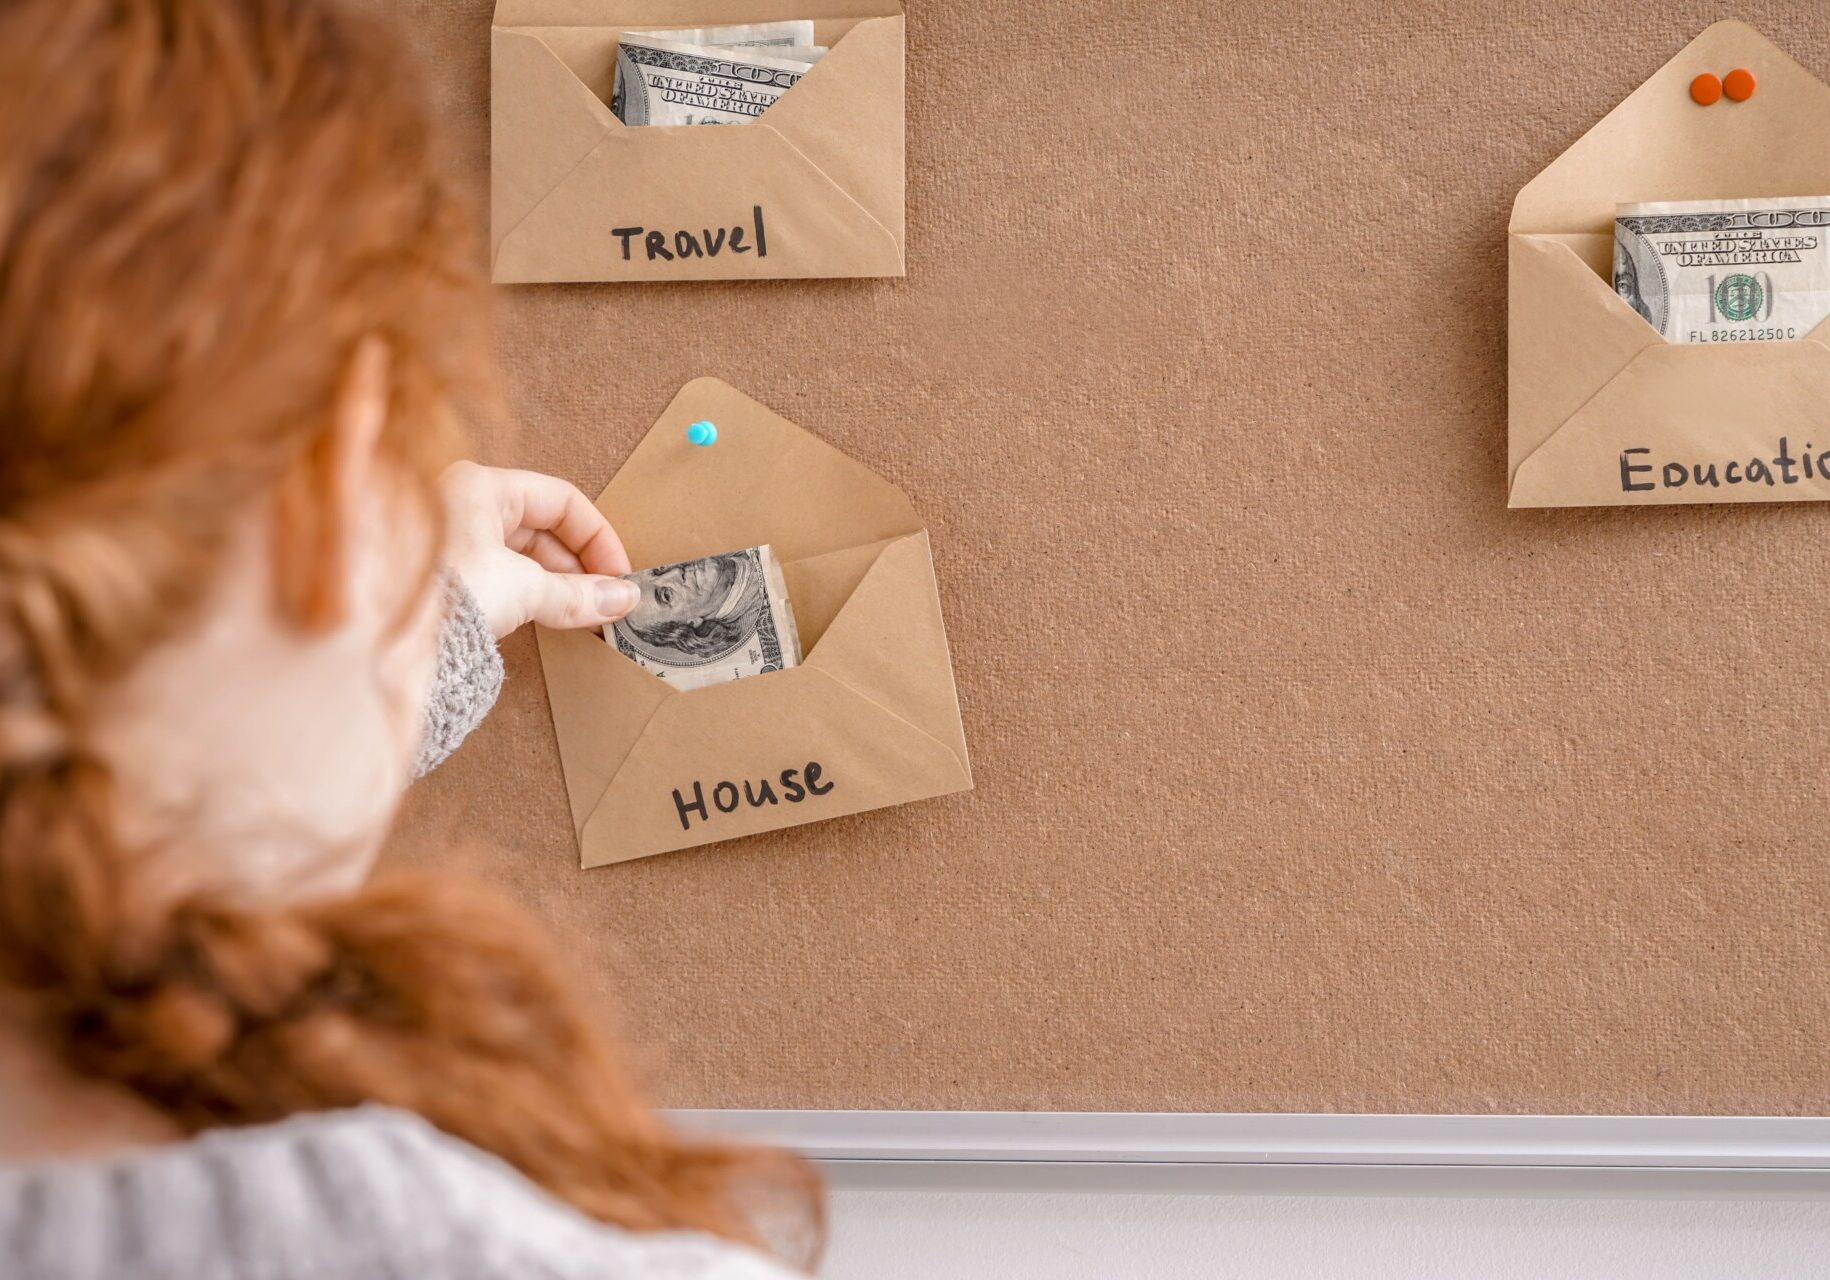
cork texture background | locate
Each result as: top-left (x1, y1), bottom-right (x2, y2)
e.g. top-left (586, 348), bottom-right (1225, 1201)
top-left (381, 0), bottom-right (1830, 1112)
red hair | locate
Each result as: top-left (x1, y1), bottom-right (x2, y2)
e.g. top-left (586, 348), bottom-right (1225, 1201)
top-left (0, 0), bottom-right (820, 1265)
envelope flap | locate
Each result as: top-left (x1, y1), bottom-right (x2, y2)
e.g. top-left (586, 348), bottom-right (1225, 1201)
top-left (490, 27), bottom-right (614, 256)
top-left (760, 14), bottom-right (906, 247)
top-left (805, 530), bottom-right (968, 770)
top-left (534, 621), bottom-right (674, 835)
top-left (1511, 21), bottom-right (1830, 236)
top-left (602, 378), bottom-right (923, 566)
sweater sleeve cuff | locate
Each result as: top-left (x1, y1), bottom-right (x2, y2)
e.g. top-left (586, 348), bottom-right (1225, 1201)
top-left (413, 573), bottom-right (504, 778)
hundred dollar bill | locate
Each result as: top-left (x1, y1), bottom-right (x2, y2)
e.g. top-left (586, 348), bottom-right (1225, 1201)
top-left (607, 545), bottom-right (802, 691)
top-left (613, 32), bottom-right (819, 126)
top-left (1614, 196), bottom-right (1830, 343)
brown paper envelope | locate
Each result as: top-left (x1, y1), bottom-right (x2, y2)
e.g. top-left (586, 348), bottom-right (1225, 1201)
top-left (490, 2), bottom-right (904, 282)
top-left (534, 379), bottom-right (971, 866)
top-left (597, 376), bottom-right (925, 564)
top-left (1508, 21), bottom-right (1830, 508)
top-left (536, 532), bottom-right (955, 841)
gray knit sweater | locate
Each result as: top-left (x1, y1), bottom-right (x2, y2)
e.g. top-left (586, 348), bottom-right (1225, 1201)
top-left (413, 575), bottom-right (507, 777)
top-left (0, 584), bottom-right (803, 1280)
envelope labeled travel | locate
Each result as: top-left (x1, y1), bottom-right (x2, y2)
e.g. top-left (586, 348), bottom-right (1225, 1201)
top-left (1509, 21), bottom-right (1830, 508)
top-left (536, 379), bottom-right (971, 866)
top-left (491, 0), bottom-right (905, 282)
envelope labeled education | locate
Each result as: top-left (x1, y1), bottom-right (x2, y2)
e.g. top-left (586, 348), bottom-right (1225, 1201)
top-left (491, 0), bottom-right (905, 282)
top-left (536, 379), bottom-right (971, 866)
top-left (1509, 21), bottom-right (1830, 507)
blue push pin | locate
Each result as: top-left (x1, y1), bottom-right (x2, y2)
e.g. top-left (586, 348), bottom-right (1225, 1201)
top-left (686, 420), bottom-right (717, 447)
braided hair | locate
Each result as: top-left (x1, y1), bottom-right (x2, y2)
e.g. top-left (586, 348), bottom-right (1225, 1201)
top-left (0, 0), bottom-right (820, 1265)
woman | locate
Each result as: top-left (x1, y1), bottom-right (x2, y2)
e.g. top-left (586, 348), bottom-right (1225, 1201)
top-left (0, 1), bottom-right (821, 1276)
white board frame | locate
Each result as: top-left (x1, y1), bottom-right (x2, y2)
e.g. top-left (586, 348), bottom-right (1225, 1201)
top-left (667, 1111), bottom-right (1830, 1196)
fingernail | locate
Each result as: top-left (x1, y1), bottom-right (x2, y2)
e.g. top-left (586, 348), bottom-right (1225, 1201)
top-left (596, 577), bottom-right (640, 617)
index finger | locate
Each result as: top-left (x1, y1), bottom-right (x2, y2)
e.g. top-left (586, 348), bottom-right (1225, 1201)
top-left (497, 469), bottom-right (632, 577)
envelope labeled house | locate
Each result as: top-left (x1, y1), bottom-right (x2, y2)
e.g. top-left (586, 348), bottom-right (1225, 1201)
top-left (536, 379), bottom-right (971, 866)
top-left (491, 0), bottom-right (905, 283)
top-left (1509, 21), bottom-right (1830, 507)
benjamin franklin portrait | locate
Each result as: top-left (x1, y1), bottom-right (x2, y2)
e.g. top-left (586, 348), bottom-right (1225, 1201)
top-left (1614, 243), bottom-right (1654, 326)
top-left (614, 550), bottom-right (764, 666)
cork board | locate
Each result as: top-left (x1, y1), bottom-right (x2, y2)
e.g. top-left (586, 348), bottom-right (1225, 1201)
top-left (380, 0), bottom-right (1830, 1113)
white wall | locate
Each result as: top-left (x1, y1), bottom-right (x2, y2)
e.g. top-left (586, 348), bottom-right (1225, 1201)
top-left (823, 1189), bottom-right (1830, 1279)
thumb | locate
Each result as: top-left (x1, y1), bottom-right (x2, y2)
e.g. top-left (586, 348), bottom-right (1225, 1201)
top-left (529, 572), bottom-right (641, 631)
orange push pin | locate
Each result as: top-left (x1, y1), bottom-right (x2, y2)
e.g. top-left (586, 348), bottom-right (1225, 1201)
top-left (1690, 72), bottom-right (1723, 105)
top-left (1723, 67), bottom-right (1756, 102)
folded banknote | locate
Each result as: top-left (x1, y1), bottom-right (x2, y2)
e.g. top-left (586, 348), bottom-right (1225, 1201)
top-left (606, 545), bottom-right (802, 691)
top-left (1614, 195), bottom-right (1830, 343)
top-left (613, 22), bottom-right (826, 126)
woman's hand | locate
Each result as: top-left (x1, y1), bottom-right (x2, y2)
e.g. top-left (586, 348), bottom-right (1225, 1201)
top-left (440, 462), bottom-right (638, 639)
